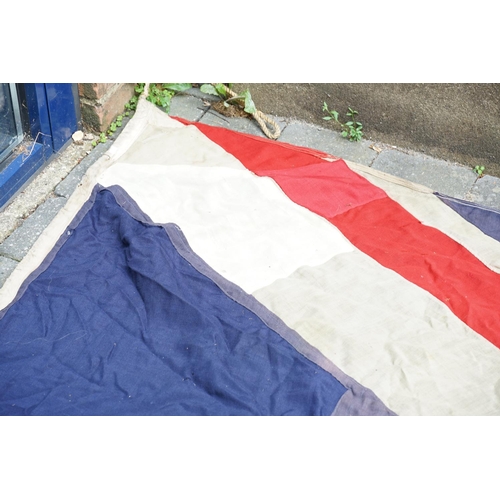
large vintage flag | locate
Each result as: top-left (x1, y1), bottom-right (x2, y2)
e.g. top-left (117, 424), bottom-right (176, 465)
top-left (1, 97), bottom-right (499, 416)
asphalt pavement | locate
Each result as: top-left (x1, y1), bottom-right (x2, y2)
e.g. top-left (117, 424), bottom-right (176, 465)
top-left (1, 87), bottom-right (499, 288)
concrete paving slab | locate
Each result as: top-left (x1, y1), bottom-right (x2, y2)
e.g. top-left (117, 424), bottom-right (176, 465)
top-left (0, 213), bottom-right (21, 245)
top-left (468, 175), bottom-right (500, 210)
top-left (182, 87), bottom-right (221, 102)
top-left (169, 94), bottom-right (207, 122)
top-left (278, 122), bottom-right (378, 165)
top-left (55, 141), bottom-right (112, 198)
top-left (371, 149), bottom-right (477, 199)
top-left (0, 256), bottom-right (18, 288)
top-left (199, 110), bottom-right (286, 139)
top-left (0, 196), bottom-right (67, 261)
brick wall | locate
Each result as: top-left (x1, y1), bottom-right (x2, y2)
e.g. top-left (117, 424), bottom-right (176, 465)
top-left (78, 83), bottom-right (136, 132)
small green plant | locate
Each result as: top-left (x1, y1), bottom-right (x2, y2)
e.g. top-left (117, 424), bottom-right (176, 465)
top-left (89, 132), bottom-right (106, 146)
top-left (125, 94), bottom-right (139, 111)
top-left (474, 165), bottom-right (486, 177)
top-left (323, 102), bottom-right (363, 141)
top-left (107, 115), bottom-right (122, 134)
top-left (132, 83), bottom-right (192, 112)
top-left (91, 116), bottom-right (124, 146)
top-left (200, 84), bottom-right (256, 114)
top-left (123, 83), bottom-right (148, 112)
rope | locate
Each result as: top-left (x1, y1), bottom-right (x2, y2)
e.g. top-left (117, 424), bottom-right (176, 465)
top-left (212, 84), bottom-right (281, 140)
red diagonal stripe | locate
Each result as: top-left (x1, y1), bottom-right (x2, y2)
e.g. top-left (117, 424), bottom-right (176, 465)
top-left (186, 120), bottom-right (500, 347)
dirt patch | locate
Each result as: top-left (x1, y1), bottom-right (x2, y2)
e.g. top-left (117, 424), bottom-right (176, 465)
top-left (210, 100), bottom-right (250, 118)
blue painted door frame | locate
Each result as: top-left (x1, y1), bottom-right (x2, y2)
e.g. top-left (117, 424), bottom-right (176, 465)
top-left (0, 83), bottom-right (79, 208)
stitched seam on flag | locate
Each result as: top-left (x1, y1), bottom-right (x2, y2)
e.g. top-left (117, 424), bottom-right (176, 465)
top-left (346, 160), bottom-right (435, 194)
top-left (172, 116), bottom-right (340, 162)
top-left (332, 386), bottom-right (397, 416)
top-left (435, 193), bottom-right (500, 245)
top-left (260, 162), bottom-right (389, 217)
top-left (436, 192), bottom-right (500, 215)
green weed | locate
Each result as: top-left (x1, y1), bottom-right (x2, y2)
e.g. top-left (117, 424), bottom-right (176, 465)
top-left (474, 165), bottom-right (486, 177)
top-left (323, 102), bottom-right (363, 142)
top-left (134, 83), bottom-right (192, 112)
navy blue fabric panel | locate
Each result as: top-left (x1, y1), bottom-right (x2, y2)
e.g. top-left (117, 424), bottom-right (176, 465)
top-left (0, 188), bottom-right (347, 415)
top-left (435, 193), bottom-right (500, 243)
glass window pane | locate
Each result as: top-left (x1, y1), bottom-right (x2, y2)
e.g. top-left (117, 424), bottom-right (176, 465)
top-left (0, 84), bottom-right (24, 164)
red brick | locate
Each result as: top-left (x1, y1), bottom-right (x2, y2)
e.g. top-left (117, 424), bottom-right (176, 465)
top-left (78, 83), bottom-right (116, 101)
top-left (79, 83), bottom-right (136, 132)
